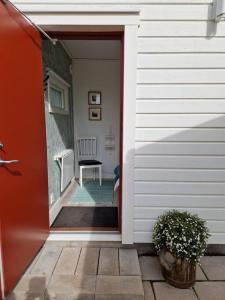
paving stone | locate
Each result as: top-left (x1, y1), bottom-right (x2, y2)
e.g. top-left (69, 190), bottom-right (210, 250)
top-left (95, 275), bottom-right (144, 300)
top-left (196, 264), bottom-right (207, 281)
top-left (143, 281), bottom-right (155, 300)
top-left (194, 281), bottom-right (225, 300)
top-left (76, 247), bottom-right (99, 275)
top-left (53, 247), bottom-right (81, 275)
top-left (70, 241), bottom-right (122, 248)
top-left (139, 256), bottom-right (164, 281)
top-left (153, 282), bottom-right (198, 300)
top-left (119, 249), bottom-right (141, 276)
top-left (44, 241), bottom-right (70, 248)
top-left (8, 275), bottom-right (48, 300)
top-left (25, 248), bottom-right (43, 275)
top-left (46, 274), bottom-right (96, 300)
top-left (98, 248), bottom-right (119, 275)
top-left (200, 256), bottom-right (225, 280)
top-left (31, 247), bottom-right (62, 275)
top-left (8, 293), bottom-right (44, 300)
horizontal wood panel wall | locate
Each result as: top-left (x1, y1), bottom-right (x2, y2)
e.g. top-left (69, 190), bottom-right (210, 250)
top-left (13, 0), bottom-right (225, 244)
top-left (135, 1), bottom-right (225, 244)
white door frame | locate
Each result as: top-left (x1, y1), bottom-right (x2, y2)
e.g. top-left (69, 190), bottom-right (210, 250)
top-left (16, 4), bottom-right (140, 244)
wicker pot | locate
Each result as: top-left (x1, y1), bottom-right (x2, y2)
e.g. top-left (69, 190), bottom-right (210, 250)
top-left (159, 248), bottom-right (196, 289)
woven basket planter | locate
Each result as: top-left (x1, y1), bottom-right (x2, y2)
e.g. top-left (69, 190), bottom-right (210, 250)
top-left (159, 248), bottom-right (196, 289)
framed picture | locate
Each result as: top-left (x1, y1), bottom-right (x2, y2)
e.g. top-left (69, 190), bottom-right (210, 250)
top-left (89, 107), bottom-right (101, 121)
top-left (88, 91), bottom-right (101, 105)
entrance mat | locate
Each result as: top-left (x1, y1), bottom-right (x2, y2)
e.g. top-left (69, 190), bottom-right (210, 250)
top-left (52, 207), bottom-right (118, 228)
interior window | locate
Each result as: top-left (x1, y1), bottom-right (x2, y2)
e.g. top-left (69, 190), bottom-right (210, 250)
top-left (50, 86), bottom-right (65, 109)
top-left (47, 69), bottom-right (70, 115)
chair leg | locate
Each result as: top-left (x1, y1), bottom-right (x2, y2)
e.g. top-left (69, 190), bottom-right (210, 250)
top-left (80, 167), bottom-right (83, 188)
top-left (93, 168), bottom-right (96, 180)
top-left (99, 165), bottom-right (102, 186)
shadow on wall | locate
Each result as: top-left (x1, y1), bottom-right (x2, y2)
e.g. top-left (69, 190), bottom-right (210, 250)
top-left (134, 114), bottom-right (225, 242)
top-left (206, 3), bottom-right (218, 38)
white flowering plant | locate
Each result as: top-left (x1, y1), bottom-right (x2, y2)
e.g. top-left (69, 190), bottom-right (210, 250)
top-left (152, 210), bottom-right (210, 264)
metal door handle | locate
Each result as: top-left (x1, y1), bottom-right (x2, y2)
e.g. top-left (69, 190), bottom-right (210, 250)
top-left (0, 159), bottom-right (19, 165)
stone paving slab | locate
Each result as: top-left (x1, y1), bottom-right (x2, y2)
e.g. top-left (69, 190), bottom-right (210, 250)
top-left (30, 247), bottom-right (62, 276)
top-left (119, 249), bottom-right (141, 276)
top-left (25, 248), bottom-right (44, 275)
top-left (139, 256), bottom-right (164, 281)
top-left (196, 265), bottom-right (207, 281)
top-left (194, 281), bottom-right (225, 300)
top-left (46, 274), bottom-right (96, 300)
top-left (8, 275), bottom-right (48, 300)
top-left (95, 275), bottom-right (144, 300)
top-left (200, 256), bottom-right (225, 280)
top-left (143, 281), bottom-right (155, 300)
top-left (153, 282), bottom-right (198, 300)
top-left (53, 247), bottom-right (81, 275)
top-left (44, 241), bottom-right (70, 248)
top-left (8, 292), bottom-right (44, 300)
top-left (76, 247), bottom-right (99, 275)
top-left (98, 248), bottom-right (119, 276)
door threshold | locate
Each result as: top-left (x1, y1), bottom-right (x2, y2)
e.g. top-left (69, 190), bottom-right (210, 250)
top-left (50, 227), bottom-right (119, 231)
top-left (48, 231), bottom-right (121, 242)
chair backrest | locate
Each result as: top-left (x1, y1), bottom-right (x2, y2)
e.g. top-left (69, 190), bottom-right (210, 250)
top-left (77, 137), bottom-right (97, 160)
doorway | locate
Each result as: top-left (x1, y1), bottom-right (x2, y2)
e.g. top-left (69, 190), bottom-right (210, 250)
top-left (42, 32), bottom-right (124, 232)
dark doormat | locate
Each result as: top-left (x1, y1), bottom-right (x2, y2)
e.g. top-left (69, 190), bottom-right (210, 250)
top-left (52, 207), bottom-right (118, 228)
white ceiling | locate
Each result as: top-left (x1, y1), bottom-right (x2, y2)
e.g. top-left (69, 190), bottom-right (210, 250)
top-left (62, 40), bottom-right (120, 59)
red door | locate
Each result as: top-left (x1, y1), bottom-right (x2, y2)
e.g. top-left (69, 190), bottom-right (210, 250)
top-left (0, 0), bottom-right (49, 296)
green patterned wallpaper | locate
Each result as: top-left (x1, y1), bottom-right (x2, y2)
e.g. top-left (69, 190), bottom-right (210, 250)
top-left (42, 40), bottom-right (74, 206)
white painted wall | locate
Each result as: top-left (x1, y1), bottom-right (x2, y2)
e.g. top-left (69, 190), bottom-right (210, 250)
top-left (13, 0), bottom-right (225, 244)
top-left (73, 58), bottom-right (120, 178)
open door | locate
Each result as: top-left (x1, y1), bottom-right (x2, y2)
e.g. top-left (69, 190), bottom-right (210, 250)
top-left (0, 0), bottom-right (49, 296)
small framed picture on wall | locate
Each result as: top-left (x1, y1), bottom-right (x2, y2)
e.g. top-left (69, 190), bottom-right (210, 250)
top-left (89, 107), bottom-right (101, 121)
top-left (88, 91), bottom-right (101, 105)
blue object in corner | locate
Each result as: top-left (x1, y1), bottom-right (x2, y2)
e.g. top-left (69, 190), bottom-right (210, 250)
top-left (114, 165), bottom-right (120, 183)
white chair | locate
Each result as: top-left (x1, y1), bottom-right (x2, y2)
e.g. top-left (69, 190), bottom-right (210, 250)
top-left (77, 137), bottom-right (102, 188)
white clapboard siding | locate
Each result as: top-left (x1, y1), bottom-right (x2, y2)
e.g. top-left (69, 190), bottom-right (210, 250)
top-left (140, 5), bottom-right (211, 20)
top-left (138, 38), bottom-right (225, 53)
top-left (135, 142), bottom-right (225, 155)
top-left (138, 54), bottom-right (225, 69)
top-left (137, 85), bottom-right (225, 99)
top-left (135, 182), bottom-right (225, 195)
top-left (135, 169), bottom-right (225, 182)
top-left (139, 21), bottom-right (225, 37)
top-left (137, 100), bottom-right (225, 113)
top-left (134, 194), bottom-right (225, 208)
top-left (134, 232), bottom-right (225, 244)
top-left (134, 219), bottom-right (225, 233)
top-left (135, 155), bottom-right (225, 169)
top-left (137, 69), bottom-right (225, 84)
top-left (135, 128), bottom-right (225, 142)
top-left (134, 207), bottom-right (225, 220)
top-left (136, 114), bottom-right (225, 128)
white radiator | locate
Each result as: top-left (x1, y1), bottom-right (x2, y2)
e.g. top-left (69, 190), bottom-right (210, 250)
top-left (54, 149), bottom-right (74, 192)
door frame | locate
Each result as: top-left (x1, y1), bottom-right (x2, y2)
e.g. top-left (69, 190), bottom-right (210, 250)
top-left (46, 31), bottom-right (124, 232)
top-left (44, 28), bottom-right (137, 244)
top-left (19, 6), bottom-right (139, 243)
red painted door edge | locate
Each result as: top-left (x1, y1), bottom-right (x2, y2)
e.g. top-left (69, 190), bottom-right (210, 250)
top-left (0, 0), bottom-right (49, 295)
top-left (46, 31), bottom-right (124, 232)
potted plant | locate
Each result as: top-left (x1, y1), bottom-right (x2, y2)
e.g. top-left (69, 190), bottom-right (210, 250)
top-left (152, 210), bottom-right (210, 289)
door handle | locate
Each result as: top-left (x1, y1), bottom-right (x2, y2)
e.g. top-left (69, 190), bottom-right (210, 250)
top-left (0, 159), bottom-right (19, 166)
